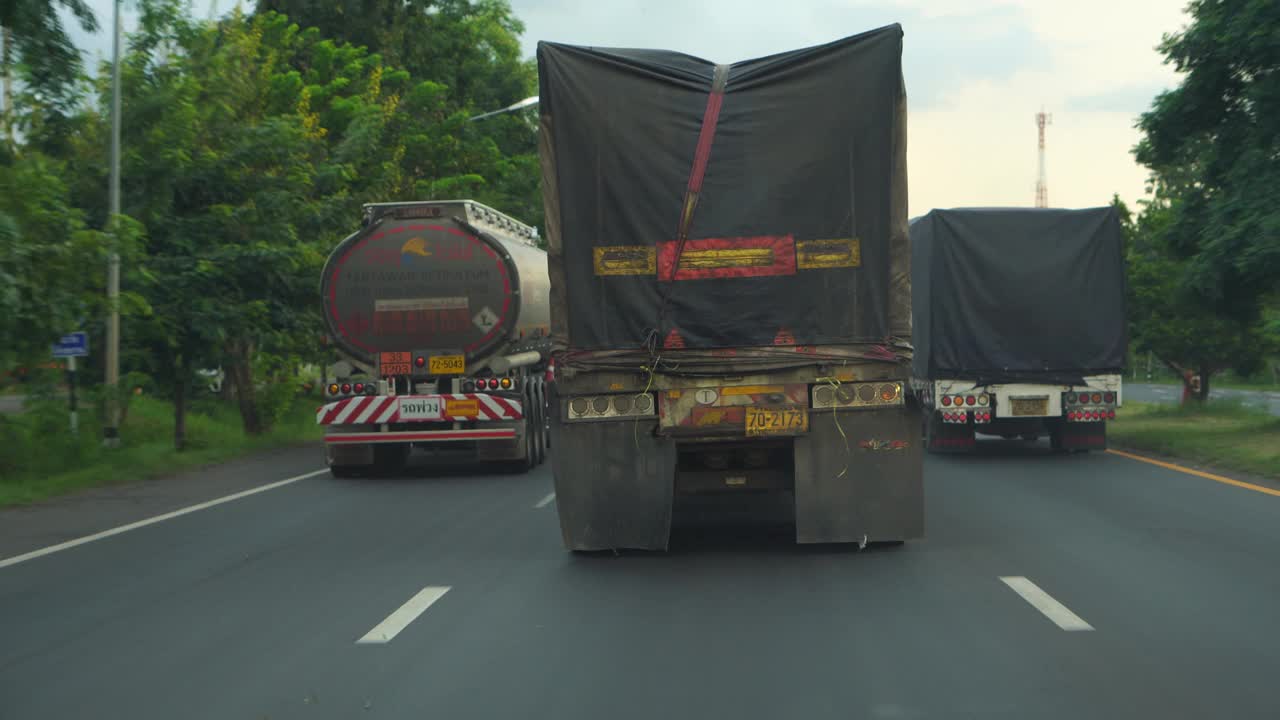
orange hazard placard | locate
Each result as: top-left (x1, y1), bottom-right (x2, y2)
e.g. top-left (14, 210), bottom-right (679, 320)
top-left (380, 351), bottom-right (412, 376)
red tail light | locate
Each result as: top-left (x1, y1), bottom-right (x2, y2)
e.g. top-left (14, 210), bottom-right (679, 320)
top-left (941, 395), bottom-right (952, 406)
top-left (1104, 392), bottom-right (1115, 403)
top-left (965, 395), bottom-right (976, 406)
top-left (1107, 410), bottom-right (1115, 419)
top-left (415, 356), bottom-right (426, 368)
top-left (488, 378), bottom-right (500, 390)
top-left (354, 383), bottom-right (364, 393)
top-left (341, 383), bottom-right (351, 394)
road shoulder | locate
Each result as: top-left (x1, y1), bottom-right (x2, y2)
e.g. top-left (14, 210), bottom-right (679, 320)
top-left (0, 443), bottom-right (323, 562)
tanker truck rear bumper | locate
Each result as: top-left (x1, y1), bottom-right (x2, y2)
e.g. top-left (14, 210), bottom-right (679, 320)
top-left (318, 393), bottom-right (528, 469)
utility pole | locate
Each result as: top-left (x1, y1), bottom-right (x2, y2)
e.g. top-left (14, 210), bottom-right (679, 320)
top-left (1035, 107), bottom-right (1052, 208)
top-left (104, 0), bottom-right (123, 447)
top-left (2, 27), bottom-right (13, 147)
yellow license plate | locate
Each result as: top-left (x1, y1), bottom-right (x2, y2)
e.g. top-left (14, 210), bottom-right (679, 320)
top-left (745, 406), bottom-right (809, 436)
top-left (1010, 397), bottom-right (1049, 416)
top-left (429, 354), bottom-right (466, 375)
top-left (445, 398), bottom-right (479, 417)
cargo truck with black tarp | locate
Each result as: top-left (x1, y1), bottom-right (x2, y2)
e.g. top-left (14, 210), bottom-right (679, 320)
top-left (909, 206), bottom-right (1127, 453)
top-left (537, 25), bottom-right (922, 551)
top-left (317, 200), bottom-right (552, 476)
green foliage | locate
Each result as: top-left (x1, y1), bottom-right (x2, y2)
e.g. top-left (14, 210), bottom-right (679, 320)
top-left (1111, 401), bottom-right (1280, 480)
top-left (0, 153), bottom-right (147, 369)
top-left (1116, 194), bottom-right (1276, 399)
top-left (0, 391), bottom-right (323, 506)
top-left (5, 0), bottom-right (543, 448)
top-left (1134, 0), bottom-right (1280, 316)
top-left (0, 0), bottom-right (98, 120)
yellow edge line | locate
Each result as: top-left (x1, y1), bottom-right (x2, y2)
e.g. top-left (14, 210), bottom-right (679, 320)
top-left (1106, 449), bottom-right (1280, 497)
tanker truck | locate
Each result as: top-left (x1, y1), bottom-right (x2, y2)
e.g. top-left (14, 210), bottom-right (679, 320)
top-left (909, 206), bottom-right (1127, 453)
top-left (537, 26), bottom-right (922, 551)
top-left (316, 200), bottom-right (552, 476)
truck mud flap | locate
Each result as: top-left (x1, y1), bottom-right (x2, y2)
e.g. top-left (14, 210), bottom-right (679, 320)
top-left (793, 407), bottom-right (924, 544)
top-left (1051, 418), bottom-right (1107, 451)
top-left (550, 418), bottom-right (676, 552)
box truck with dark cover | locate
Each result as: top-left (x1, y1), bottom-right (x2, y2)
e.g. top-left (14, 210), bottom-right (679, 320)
top-left (537, 25), bottom-right (922, 551)
top-left (317, 200), bottom-right (552, 475)
top-left (910, 207), bottom-right (1127, 452)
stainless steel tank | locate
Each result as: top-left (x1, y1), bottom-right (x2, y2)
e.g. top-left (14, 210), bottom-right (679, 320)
top-left (321, 200), bottom-right (551, 366)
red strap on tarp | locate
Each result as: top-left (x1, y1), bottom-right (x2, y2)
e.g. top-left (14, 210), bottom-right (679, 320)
top-left (667, 63), bottom-right (730, 280)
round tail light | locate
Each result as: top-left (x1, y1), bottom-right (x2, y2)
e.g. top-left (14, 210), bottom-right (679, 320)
top-left (941, 395), bottom-right (952, 406)
top-left (328, 384), bottom-right (340, 395)
top-left (1107, 410), bottom-right (1116, 419)
top-left (1091, 393), bottom-right (1102, 404)
top-left (415, 356), bottom-right (426, 368)
top-left (1077, 393), bottom-right (1088, 403)
top-left (500, 377), bottom-right (513, 389)
top-left (341, 383), bottom-right (351, 394)
top-left (1104, 392), bottom-right (1115, 403)
top-left (354, 383), bottom-right (364, 393)
top-left (965, 395), bottom-right (976, 406)
top-left (489, 378), bottom-right (500, 390)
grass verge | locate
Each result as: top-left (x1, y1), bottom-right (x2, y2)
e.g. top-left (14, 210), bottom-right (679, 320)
top-left (1135, 377), bottom-right (1280, 393)
top-left (1110, 400), bottom-right (1280, 480)
top-left (0, 393), bottom-right (322, 507)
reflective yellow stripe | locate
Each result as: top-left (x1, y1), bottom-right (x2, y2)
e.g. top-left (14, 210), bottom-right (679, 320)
top-left (797, 238), bottom-right (860, 268)
top-left (679, 247), bottom-right (776, 269)
top-left (593, 246), bottom-right (656, 275)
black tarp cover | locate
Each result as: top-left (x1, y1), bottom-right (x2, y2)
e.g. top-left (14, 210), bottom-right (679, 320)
top-left (910, 207), bottom-right (1128, 383)
top-left (537, 26), bottom-right (910, 353)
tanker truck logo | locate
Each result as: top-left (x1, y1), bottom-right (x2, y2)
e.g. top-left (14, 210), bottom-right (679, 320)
top-left (400, 237), bottom-right (432, 267)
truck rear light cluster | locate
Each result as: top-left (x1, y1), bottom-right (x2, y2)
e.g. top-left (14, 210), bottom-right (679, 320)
top-left (940, 393), bottom-right (989, 407)
top-left (811, 382), bottom-right (904, 410)
top-left (1065, 391), bottom-right (1117, 406)
top-left (1068, 409), bottom-right (1116, 422)
top-left (327, 382), bottom-right (376, 398)
top-left (1064, 390), bottom-right (1117, 422)
top-left (973, 411), bottom-right (992, 424)
top-left (463, 377), bottom-right (518, 392)
top-left (942, 411), bottom-right (968, 424)
top-left (565, 393), bottom-right (657, 421)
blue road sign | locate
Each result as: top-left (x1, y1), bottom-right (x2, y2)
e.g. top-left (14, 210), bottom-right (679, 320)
top-left (52, 332), bottom-right (89, 358)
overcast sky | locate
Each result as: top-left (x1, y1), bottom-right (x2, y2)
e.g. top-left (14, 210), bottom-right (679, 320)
top-left (68, 0), bottom-right (1189, 217)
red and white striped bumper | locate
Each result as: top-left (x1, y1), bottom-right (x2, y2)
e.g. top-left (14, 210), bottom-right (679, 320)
top-left (316, 393), bottom-right (523, 426)
top-left (324, 429), bottom-right (516, 444)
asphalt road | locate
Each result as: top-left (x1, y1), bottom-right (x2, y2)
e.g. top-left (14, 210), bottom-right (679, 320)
top-left (1125, 381), bottom-right (1280, 415)
top-left (4, 440), bottom-right (1280, 719)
